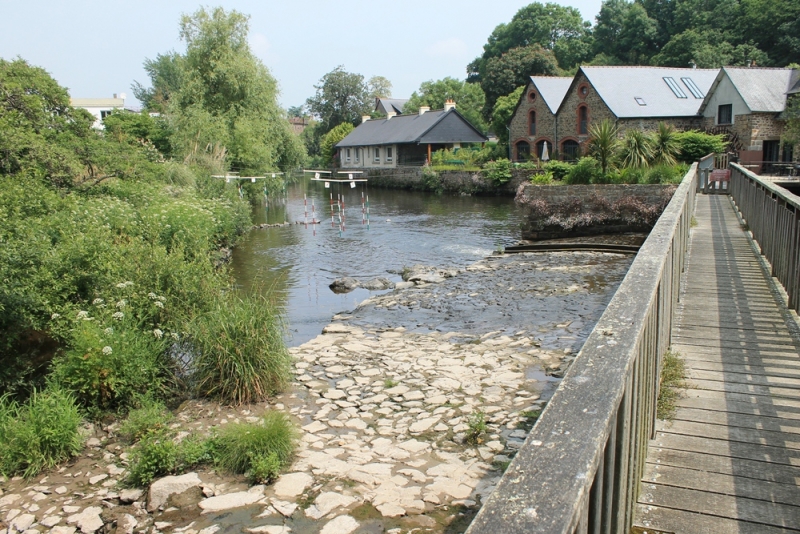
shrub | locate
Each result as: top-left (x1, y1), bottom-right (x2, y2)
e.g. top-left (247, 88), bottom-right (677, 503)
top-left (565, 157), bottom-right (601, 184)
top-left (249, 452), bottom-right (282, 484)
top-left (119, 398), bottom-right (173, 443)
top-left (212, 411), bottom-right (296, 476)
top-left (645, 164), bottom-right (686, 184)
top-left (188, 292), bottom-right (291, 405)
top-left (620, 130), bottom-right (654, 169)
top-left (465, 410), bottom-right (487, 445)
top-left (0, 388), bottom-right (83, 478)
top-left (543, 161), bottom-right (573, 181)
top-left (674, 131), bottom-right (727, 162)
top-left (126, 431), bottom-right (179, 486)
top-left (481, 159), bottom-right (513, 185)
top-left (530, 172), bottom-right (555, 185)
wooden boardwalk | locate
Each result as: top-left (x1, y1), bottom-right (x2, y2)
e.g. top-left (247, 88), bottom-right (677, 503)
top-left (633, 195), bottom-right (800, 533)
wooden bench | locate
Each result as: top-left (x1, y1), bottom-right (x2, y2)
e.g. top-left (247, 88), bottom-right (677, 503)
top-left (704, 169), bottom-right (730, 194)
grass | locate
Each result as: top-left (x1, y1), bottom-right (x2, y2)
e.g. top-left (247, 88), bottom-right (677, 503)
top-left (383, 378), bottom-right (399, 388)
top-left (516, 409), bottom-right (541, 432)
top-left (690, 216), bottom-right (698, 228)
top-left (212, 411), bottom-right (296, 476)
top-left (657, 350), bottom-right (687, 420)
top-left (465, 410), bottom-right (487, 445)
top-left (0, 388), bottom-right (83, 478)
top-left (119, 397), bottom-right (174, 443)
top-left (189, 291), bottom-right (291, 405)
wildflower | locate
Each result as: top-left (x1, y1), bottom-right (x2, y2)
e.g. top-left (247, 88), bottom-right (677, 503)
top-left (51, 313), bottom-right (61, 320)
top-left (115, 282), bottom-right (127, 289)
top-left (76, 311), bottom-right (89, 319)
top-left (112, 312), bottom-right (124, 320)
top-left (153, 329), bottom-right (163, 339)
top-left (116, 299), bottom-right (127, 309)
top-left (148, 292), bottom-right (157, 299)
top-left (102, 346), bottom-right (113, 355)
top-left (154, 301), bottom-right (164, 308)
top-left (104, 327), bottom-right (113, 335)
top-left (171, 332), bottom-right (180, 340)
top-left (92, 298), bottom-right (104, 305)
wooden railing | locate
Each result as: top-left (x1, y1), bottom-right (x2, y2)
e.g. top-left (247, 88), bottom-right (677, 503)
top-left (467, 164), bottom-right (698, 534)
top-left (729, 163), bottom-right (800, 311)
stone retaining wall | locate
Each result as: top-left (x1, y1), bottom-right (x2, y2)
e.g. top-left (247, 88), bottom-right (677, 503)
top-left (515, 183), bottom-right (677, 240)
top-left (350, 167), bottom-right (536, 196)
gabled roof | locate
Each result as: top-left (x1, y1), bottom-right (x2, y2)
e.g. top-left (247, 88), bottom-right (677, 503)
top-left (530, 76), bottom-right (572, 114)
top-left (562, 66), bottom-right (718, 118)
top-left (788, 70), bottom-right (800, 95)
top-left (335, 108), bottom-right (486, 148)
top-left (722, 67), bottom-right (796, 112)
top-left (375, 98), bottom-right (409, 115)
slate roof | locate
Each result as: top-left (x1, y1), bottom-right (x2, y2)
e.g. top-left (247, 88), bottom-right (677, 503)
top-left (722, 67), bottom-right (796, 111)
top-left (336, 109), bottom-right (486, 148)
top-left (573, 66), bottom-right (718, 118)
top-left (375, 98), bottom-right (409, 115)
top-left (530, 76), bottom-right (572, 113)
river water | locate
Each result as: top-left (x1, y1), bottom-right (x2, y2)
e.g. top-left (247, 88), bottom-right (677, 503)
top-left (231, 176), bottom-right (527, 346)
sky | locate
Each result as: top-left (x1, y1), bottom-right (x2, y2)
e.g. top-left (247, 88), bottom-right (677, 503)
top-left (0, 0), bottom-right (604, 109)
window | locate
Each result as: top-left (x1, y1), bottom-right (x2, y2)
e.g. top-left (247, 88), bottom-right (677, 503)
top-left (578, 83), bottom-right (589, 98)
top-left (516, 141), bottom-right (531, 161)
top-left (529, 91), bottom-right (537, 102)
top-left (529, 111), bottom-right (536, 136)
top-left (578, 106), bottom-right (588, 135)
top-left (535, 139), bottom-right (551, 161)
top-left (100, 110), bottom-right (113, 119)
top-left (345, 148), bottom-right (351, 162)
top-left (663, 77), bottom-right (687, 98)
top-left (355, 148), bottom-right (360, 163)
top-left (374, 147), bottom-right (380, 162)
top-left (718, 104), bottom-right (732, 125)
top-left (681, 77), bottom-right (704, 99)
top-left (562, 140), bottom-right (581, 162)
top-left (635, 97), bottom-right (647, 106)
top-left (386, 146), bottom-right (393, 161)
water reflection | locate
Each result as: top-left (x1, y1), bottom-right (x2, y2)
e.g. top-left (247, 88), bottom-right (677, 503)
top-left (231, 176), bottom-right (525, 346)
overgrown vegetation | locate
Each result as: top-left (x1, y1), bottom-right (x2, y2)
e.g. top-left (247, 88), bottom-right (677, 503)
top-left (657, 350), bottom-right (687, 420)
top-left (465, 410), bottom-right (488, 445)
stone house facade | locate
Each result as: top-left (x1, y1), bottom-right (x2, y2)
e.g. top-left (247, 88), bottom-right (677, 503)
top-left (509, 77), bottom-right (571, 162)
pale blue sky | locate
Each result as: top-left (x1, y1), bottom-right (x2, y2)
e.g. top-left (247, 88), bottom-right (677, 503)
top-left (0, 0), bottom-right (603, 109)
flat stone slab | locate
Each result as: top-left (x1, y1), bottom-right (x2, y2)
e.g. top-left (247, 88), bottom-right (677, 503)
top-left (273, 472), bottom-right (313, 498)
top-left (199, 486), bottom-right (265, 513)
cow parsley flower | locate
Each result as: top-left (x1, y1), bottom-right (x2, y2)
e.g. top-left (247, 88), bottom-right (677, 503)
top-left (154, 301), bottom-right (164, 308)
top-left (102, 346), bottom-right (113, 355)
top-left (153, 329), bottom-right (163, 339)
top-left (112, 312), bottom-right (124, 320)
top-left (76, 311), bottom-right (89, 320)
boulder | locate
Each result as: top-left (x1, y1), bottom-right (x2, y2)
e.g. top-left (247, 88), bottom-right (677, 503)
top-left (198, 486), bottom-right (265, 513)
top-left (147, 472), bottom-right (202, 512)
top-left (360, 277), bottom-right (394, 290)
top-left (329, 277), bottom-right (360, 293)
top-left (66, 506), bottom-right (104, 534)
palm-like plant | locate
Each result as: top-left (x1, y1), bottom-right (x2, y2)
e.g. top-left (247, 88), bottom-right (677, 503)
top-left (620, 129), bottom-right (654, 169)
top-left (652, 122), bottom-right (679, 166)
top-left (587, 119), bottom-right (619, 174)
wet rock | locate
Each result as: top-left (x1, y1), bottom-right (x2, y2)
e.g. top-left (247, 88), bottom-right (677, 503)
top-left (376, 503), bottom-right (406, 517)
top-left (360, 278), bottom-right (394, 291)
top-left (247, 526), bottom-right (291, 534)
top-left (329, 277), bottom-right (360, 294)
top-left (11, 513), bottom-right (36, 531)
top-left (320, 515), bottom-right (359, 534)
top-left (66, 506), bottom-right (104, 533)
top-left (147, 472), bottom-right (202, 512)
top-left (270, 499), bottom-right (298, 518)
top-left (305, 492), bottom-right (356, 520)
top-left (198, 486), bottom-right (264, 513)
top-left (118, 489), bottom-right (143, 504)
top-left (0, 493), bottom-right (21, 508)
top-left (117, 514), bottom-right (137, 534)
top-left (273, 473), bottom-right (313, 498)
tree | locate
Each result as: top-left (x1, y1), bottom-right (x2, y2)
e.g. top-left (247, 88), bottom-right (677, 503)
top-left (491, 86), bottom-right (525, 152)
top-left (651, 122), bottom-right (679, 166)
top-left (131, 53), bottom-right (183, 113)
top-left (480, 45), bottom-right (560, 119)
top-left (161, 7), bottom-right (300, 173)
top-left (468, 2), bottom-right (592, 79)
top-left (404, 77), bottom-right (487, 133)
top-left (620, 129), bottom-right (653, 168)
top-left (102, 110), bottom-right (172, 157)
top-left (781, 97), bottom-right (800, 148)
top-left (587, 119), bottom-right (620, 174)
top-left (367, 76), bottom-right (392, 99)
top-left (305, 66), bottom-right (371, 135)
top-left (320, 122), bottom-right (354, 166)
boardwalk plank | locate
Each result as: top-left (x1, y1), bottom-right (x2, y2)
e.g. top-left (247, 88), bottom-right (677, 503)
top-left (635, 504), bottom-right (800, 533)
top-left (645, 448), bottom-right (800, 485)
top-left (669, 406), bottom-right (800, 434)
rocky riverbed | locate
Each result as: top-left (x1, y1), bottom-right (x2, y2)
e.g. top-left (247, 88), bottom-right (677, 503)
top-left (0, 251), bottom-right (633, 534)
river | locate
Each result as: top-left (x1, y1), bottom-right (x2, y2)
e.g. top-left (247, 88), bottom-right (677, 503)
top-left (231, 176), bottom-right (527, 346)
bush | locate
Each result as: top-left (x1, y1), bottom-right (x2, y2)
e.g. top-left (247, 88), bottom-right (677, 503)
top-left (530, 172), bottom-right (555, 185)
top-left (249, 452), bottom-right (282, 484)
top-left (188, 292), bottom-right (291, 405)
top-left (119, 398), bottom-right (173, 443)
top-left (543, 161), bottom-right (573, 181)
top-left (674, 131), bottom-right (727, 163)
top-left (126, 431), bottom-right (180, 486)
top-left (0, 388), bottom-right (83, 478)
top-left (212, 412), bottom-right (296, 476)
top-left (564, 157), bottom-right (601, 184)
top-left (481, 159), bottom-right (513, 185)
top-left (645, 164), bottom-right (687, 184)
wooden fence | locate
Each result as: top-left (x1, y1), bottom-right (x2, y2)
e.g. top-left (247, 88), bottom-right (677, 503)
top-left (729, 163), bottom-right (800, 311)
top-left (466, 163), bottom-right (698, 534)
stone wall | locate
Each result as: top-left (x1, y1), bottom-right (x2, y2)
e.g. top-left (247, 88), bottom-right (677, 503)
top-left (509, 82), bottom-right (559, 161)
top-left (515, 183), bottom-right (677, 240)
top-left (556, 73), bottom-right (615, 156)
top-left (359, 167), bottom-right (537, 196)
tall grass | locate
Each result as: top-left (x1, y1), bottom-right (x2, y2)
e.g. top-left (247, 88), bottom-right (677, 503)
top-left (188, 292), bottom-right (291, 405)
top-left (0, 388), bottom-right (83, 478)
top-left (212, 411), bottom-right (296, 475)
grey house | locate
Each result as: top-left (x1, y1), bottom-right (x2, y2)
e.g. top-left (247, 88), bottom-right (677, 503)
top-left (336, 102), bottom-right (487, 168)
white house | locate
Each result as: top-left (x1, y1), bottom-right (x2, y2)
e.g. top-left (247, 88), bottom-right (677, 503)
top-left (70, 94), bottom-right (126, 129)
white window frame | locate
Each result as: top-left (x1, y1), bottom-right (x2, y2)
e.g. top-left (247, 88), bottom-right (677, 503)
top-left (386, 146), bottom-right (393, 162)
top-left (374, 147), bottom-right (380, 162)
top-left (355, 148), bottom-right (360, 163)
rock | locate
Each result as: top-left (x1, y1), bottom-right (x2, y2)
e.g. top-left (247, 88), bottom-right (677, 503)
top-left (384, 385), bottom-right (409, 396)
top-left (0, 493), bottom-right (21, 508)
top-left (119, 489), bottom-right (144, 504)
top-left (66, 506), bottom-right (104, 534)
top-left (50, 528), bottom-right (76, 534)
top-left (62, 506), bottom-right (80, 514)
top-left (147, 472), bottom-right (202, 512)
top-left (394, 282), bottom-right (415, 290)
top-left (155, 521), bottom-right (172, 530)
top-left (273, 473), bottom-right (313, 498)
top-left (247, 526), bottom-right (291, 534)
top-left (302, 421), bottom-right (327, 434)
top-left (360, 278), bottom-right (393, 291)
top-left (41, 515), bottom-right (62, 527)
top-left (11, 513), bottom-right (36, 531)
top-left (320, 515), bottom-right (360, 534)
top-left (409, 417), bottom-right (440, 433)
top-left (54, 486), bottom-right (68, 495)
top-left (322, 389), bottom-right (346, 400)
top-left (305, 492), bottom-right (356, 520)
top-left (376, 503), bottom-right (406, 517)
top-left (329, 277), bottom-right (360, 293)
top-left (88, 474), bottom-right (108, 485)
top-left (116, 514), bottom-right (138, 534)
top-left (270, 499), bottom-right (298, 518)
top-left (199, 526), bottom-right (221, 534)
top-left (198, 486), bottom-right (265, 513)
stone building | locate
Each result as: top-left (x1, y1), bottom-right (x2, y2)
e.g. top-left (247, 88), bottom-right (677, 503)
top-left (509, 76), bottom-right (571, 162)
top-left (699, 67), bottom-right (800, 171)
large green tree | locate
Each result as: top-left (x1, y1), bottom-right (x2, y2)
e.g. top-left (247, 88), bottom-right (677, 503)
top-left (491, 86), bottom-right (525, 152)
top-left (305, 66), bottom-right (371, 135)
top-left (403, 77), bottom-right (487, 133)
top-left (131, 52), bottom-right (184, 114)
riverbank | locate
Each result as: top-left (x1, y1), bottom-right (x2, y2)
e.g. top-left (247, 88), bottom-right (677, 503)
top-left (0, 251), bottom-right (633, 534)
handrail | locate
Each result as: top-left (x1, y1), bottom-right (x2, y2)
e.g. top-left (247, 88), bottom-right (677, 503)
top-left (729, 163), bottom-right (800, 311)
top-left (467, 164), bottom-right (698, 534)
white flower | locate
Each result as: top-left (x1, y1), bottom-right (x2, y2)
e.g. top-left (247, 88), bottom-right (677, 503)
top-left (171, 332), bottom-right (179, 340)
top-left (104, 327), bottom-right (113, 335)
top-left (154, 301), bottom-right (164, 308)
top-left (153, 329), bottom-right (163, 339)
top-left (51, 313), bottom-right (61, 320)
top-left (157, 295), bottom-right (166, 302)
top-left (102, 346), bottom-right (113, 355)
top-left (148, 292), bottom-right (157, 299)
top-left (115, 282), bottom-right (127, 289)
top-left (116, 299), bottom-right (127, 309)
top-left (92, 298), bottom-right (104, 305)
top-left (112, 311), bottom-right (124, 320)
top-left (124, 281), bottom-right (134, 287)
top-left (76, 311), bottom-right (89, 319)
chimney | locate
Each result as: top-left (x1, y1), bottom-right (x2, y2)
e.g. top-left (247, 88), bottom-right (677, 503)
top-left (362, 115), bottom-right (371, 123)
top-left (113, 93), bottom-right (118, 99)
top-left (444, 99), bottom-right (456, 112)
top-left (386, 111), bottom-right (397, 120)
top-left (419, 106), bottom-right (430, 115)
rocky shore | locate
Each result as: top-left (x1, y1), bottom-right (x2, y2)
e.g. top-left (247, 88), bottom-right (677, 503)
top-left (0, 251), bottom-right (633, 534)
